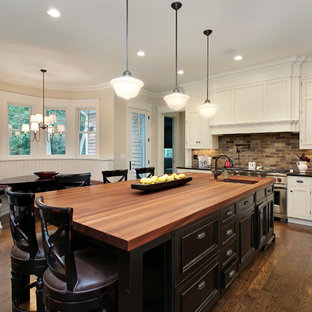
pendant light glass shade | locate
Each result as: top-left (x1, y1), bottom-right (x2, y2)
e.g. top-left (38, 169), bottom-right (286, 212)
top-left (199, 29), bottom-right (218, 118)
top-left (199, 100), bottom-right (218, 117)
top-left (110, 75), bottom-right (144, 100)
top-left (111, 0), bottom-right (143, 99)
top-left (164, 2), bottom-right (189, 111)
top-left (164, 91), bottom-right (190, 111)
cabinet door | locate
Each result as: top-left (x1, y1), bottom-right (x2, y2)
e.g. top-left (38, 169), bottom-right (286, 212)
top-left (185, 110), bottom-right (198, 148)
top-left (267, 197), bottom-right (274, 238)
top-left (256, 201), bottom-right (267, 249)
top-left (300, 80), bottom-right (312, 149)
top-left (238, 208), bottom-right (256, 271)
top-left (288, 185), bottom-right (311, 220)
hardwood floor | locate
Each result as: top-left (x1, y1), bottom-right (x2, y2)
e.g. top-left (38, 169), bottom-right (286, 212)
top-left (0, 214), bottom-right (312, 312)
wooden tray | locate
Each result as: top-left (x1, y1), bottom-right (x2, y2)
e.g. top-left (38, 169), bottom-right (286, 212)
top-left (131, 176), bottom-right (192, 192)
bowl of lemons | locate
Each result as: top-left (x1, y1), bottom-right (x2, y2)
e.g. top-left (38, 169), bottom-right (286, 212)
top-left (131, 173), bottom-right (192, 192)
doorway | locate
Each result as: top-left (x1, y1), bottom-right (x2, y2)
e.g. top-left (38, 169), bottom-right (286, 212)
top-left (157, 107), bottom-right (185, 175)
top-left (164, 117), bottom-right (173, 174)
top-left (128, 108), bottom-right (151, 179)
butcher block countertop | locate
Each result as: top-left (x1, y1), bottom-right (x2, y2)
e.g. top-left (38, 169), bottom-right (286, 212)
top-left (36, 173), bottom-right (274, 251)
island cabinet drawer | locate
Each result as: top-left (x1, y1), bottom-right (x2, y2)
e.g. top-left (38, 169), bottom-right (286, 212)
top-left (238, 194), bottom-right (255, 213)
top-left (256, 188), bottom-right (266, 204)
top-left (266, 185), bottom-right (274, 197)
top-left (175, 256), bottom-right (221, 312)
top-left (175, 212), bottom-right (220, 282)
top-left (222, 259), bottom-right (238, 290)
top-left (222, 240), bottom-right (237, 268)
top-left (222, 204), bottom-right (236, 224)
top-left (222, 221), bottom-right (236, 246)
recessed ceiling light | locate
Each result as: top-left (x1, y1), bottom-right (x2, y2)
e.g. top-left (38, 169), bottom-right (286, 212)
top-left (47, 8), bottom-right (61, 18)
top-left (178, 70), bottom-right (184, 75)
top-left (234, 55), bottom-right (243, 61)
top-left (137, 51), bottom-right (145, 57)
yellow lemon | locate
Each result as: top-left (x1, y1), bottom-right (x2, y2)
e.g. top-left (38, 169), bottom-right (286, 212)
top-left (178, 173), bottom-right (186, 179)
top-left (172, 173), bottom-right (177, 179)
top-left (151, 176), bottom-right (158, 183)
top-left (145, 178), bottom-right (153, 184)
top-left (167, 175), bottom-right (174, 181)
top-left (158, 176), bottom-right (166, 183)
top-left (163, 174), bottom-right (169, 181)
top-left (140, 177), bottom-right (147, 184)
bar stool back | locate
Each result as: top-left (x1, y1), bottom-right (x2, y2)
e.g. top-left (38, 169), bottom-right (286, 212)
top-left (135, 167), bottom-right (155, 179)
top-left (36, 196), bottom-right (118, 312)
top-left (102, 169), bottom-right (128, 184)
top-left (6, 187), bottom-right (46, 312)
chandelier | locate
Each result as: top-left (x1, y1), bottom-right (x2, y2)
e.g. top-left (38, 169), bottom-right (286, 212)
top-left (21, 69), bottom-right (64, 142)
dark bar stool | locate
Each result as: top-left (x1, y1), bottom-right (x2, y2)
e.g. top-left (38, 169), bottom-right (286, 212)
top-left (5, 187), bottom-right (46, 312)
top-left (36, 196), bottom-right (118, 312)
top-left (135, 167), bottom-right (155, 179)
top-left (56, 173), bottom-right (91, 189)
top-left (102, 169), bottom-right (128, 184)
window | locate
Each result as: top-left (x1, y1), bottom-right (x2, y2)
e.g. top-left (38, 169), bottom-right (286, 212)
top-left (46, 109), bottom-right (66, 155)
top-left (79, 109), bottom-right (96, 155)
top-left (8, 104), bottom-right (31, 155)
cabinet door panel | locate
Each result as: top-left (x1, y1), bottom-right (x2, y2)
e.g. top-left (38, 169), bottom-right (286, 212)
top-left (239, 208), bottom-right (256, 271)
top-left (235, 84), bottom-right (264, 122)
top-left (288, 186), bottom-right (311, 220)
top-left (185, 111), bottom-right (198, 147)
top-left (212, 89), bottom-right (233, 125)
top-left (267, 80), bottom-right (288, 120)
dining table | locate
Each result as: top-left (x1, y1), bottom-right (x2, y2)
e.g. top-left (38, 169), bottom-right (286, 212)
top-left (35, 172), bottom-right (275, 312)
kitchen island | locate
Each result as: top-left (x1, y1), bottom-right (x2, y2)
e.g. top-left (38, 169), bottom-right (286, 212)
top-left (37, 173), bottom-right (274, 312)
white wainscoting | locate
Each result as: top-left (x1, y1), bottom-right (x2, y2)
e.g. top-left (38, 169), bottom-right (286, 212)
top-left (0, 158), bottom-right (113, 182)
top-left (0, 158), bottom-right (114, 217)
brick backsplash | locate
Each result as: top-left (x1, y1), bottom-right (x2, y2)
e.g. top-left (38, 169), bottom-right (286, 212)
top-left (192, 133), bottom-right (312, 170)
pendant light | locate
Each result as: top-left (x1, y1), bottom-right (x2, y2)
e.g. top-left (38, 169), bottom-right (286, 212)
top-left (199, 29), bottom-right (218, 117)
top-left (164, 2), bottom-right (190, 111)
top-left (110, 0), bottom-right (144, 100)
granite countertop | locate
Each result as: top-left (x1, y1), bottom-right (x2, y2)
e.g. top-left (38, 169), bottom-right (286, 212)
top-left (287, 170), bottom-right (312, 177)
top-left (177, 166), bottom-right (212, 171)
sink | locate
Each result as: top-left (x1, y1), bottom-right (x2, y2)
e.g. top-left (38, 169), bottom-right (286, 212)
top-left (218, 178), bottom-right (258, 184)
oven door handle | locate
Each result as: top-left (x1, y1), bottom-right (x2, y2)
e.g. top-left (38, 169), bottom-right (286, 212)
top-left (274, 185), bottom-right (287, 190)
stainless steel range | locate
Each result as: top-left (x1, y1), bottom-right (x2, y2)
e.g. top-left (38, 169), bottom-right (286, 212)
top-left (227, 168), bottom-right (289, 221)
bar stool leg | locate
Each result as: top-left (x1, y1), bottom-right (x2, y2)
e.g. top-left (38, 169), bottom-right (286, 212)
top-left (36, 276), bottom-right (44, 312)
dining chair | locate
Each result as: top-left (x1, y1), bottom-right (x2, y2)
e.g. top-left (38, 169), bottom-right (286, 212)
top-left (56, 173), bottom-right (91, 190)
top-left (5, 187), bottom-right (46, 312)
top-left (135, 167), bottom-right (155, 179)
top-left (102, 169), bottom-right (128, 184)
top-left (36, 196), bottom-right (118, 312)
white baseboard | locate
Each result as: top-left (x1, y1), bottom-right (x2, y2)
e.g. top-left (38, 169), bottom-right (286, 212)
top-left (288, 217), bottom-right (312, 227)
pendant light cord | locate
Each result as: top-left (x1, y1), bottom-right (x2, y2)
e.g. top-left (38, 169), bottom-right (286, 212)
top-left (175, 8), bottom-right (178, 92)
top-left (206, 34), bottom-right (209, 102)
top-left (125, 0), bottom-right (129, 75)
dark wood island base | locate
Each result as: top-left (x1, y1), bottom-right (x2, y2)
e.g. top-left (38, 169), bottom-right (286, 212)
top-left (36, 173), bottom-right (275, 312)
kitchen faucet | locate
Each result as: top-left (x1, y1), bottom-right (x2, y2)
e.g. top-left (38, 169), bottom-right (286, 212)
top-left (214, 154), bottom-right (234, 180)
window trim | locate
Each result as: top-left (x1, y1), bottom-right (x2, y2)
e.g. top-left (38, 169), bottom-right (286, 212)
top-left (45, 107), bottom-right (67, 156)
top-left (7, 103), bottom-right (32, 157)
top-left (78, 108), bottom-right (97, 157)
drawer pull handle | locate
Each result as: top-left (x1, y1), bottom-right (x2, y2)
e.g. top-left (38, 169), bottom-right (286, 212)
top-left (226, 210), bottom-right (233, 216)
top-left (226, 249), bottom-right (233, 257)
top-left (296, 180), bottom-right (304, 183)
top-left (226, 229), bottom-right (233, 236)
top-left (196, 232), bottom-right (206, 240)
top-left (228, 270), bottom-right (236, 278)
top-left (244, 200), bottom-right (249, 206)
top-left (197, 280), bottom-right (206, 290)
top-left (267, 189), bottom-right (272, 193)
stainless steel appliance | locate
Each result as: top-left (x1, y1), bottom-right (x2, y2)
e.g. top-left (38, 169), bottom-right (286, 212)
top-left (227, 167), bottom-right (289, 221)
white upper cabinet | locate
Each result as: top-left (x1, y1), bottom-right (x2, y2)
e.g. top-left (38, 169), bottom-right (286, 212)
top-left (185, 96), bottom-right (218, 149)
top-left (300, 80), bottom-right (312, 149)
top-left (207, 57), bottom-right (302, 134)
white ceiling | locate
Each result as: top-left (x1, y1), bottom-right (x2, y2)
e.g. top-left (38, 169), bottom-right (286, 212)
top-left (0, 0), bottom-right (312, 93)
